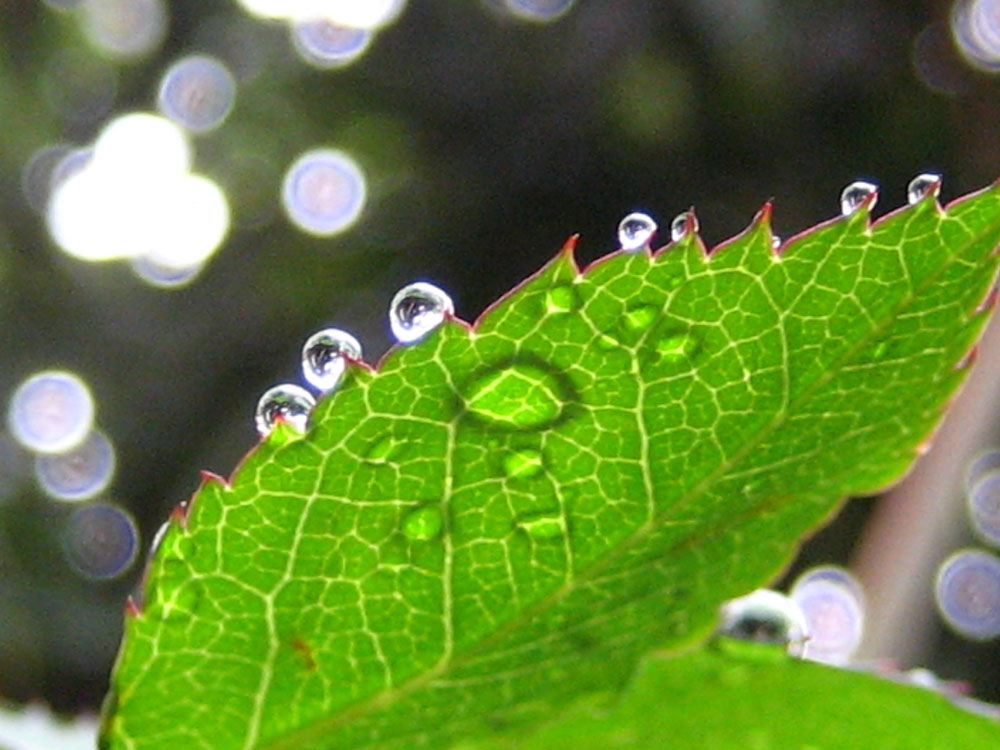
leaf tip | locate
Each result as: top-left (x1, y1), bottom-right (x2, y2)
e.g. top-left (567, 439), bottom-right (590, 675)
top-left (124, 594), bottom-right (142, 619)
top-left (559, 234), bottom-right (580, 267)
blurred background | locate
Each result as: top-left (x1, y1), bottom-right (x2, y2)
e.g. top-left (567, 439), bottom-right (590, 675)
top-left (2, 0), bottom-right (1000, 728)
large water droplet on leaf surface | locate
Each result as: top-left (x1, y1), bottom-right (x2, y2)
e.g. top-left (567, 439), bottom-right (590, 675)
top-left (840, 180), bottom-right (879, 216)
top-left (463, 362), bottom-right (568, 430)
top-left (717, 589), bottom-right (808, 656)
top-left (389, 282), bottom-right (454, 344)
top-left (907, 173), bottom-right (942, 205)
top-left (617, 212), bottom-right (657, 252)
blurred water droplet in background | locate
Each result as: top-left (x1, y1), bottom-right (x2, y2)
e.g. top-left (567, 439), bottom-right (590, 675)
top-left (61, 504), bottom-right (139, 580)
top-left (935, 548), bottom-right (1000, 640)
top-left (504, 0), bottom-right (576, 23)
top-left (291, 18), bottom-right (372, 69)
top-left (965, 449), bottom-right (1000, 491)
top-left (789, 566), bottom-right (865, 665)
top-left (952, 0), bottom-right (1000, 71)
top-left (968, 470), bottom-right (1000, 547)
top-left (906, 172), bottom-right (942, 205)
top-left (79, 0), bottom-right (167, 60)
top-left (49, 147), bottom-right (95, 193)
top-left (301, 328), bottom-right (363, 392)
top-left (236, 0), bottom-right (407, 29)
top-left (7, 372), bottom-right (94, 454)
top-left (389, 282), bottom-right (454, 344)
top-left (21, 145), bottom-right (73, 214)
top-left (617, 211), bottom-right (657, 252)
top-left (255, 384), bottom-right (316, 435)
top-left (717, 589), bottom-right (809, 655)
top-left (157, 55), bottom-right (236, 134)
top-left (129, 255), bottom-right (204, 289)
top-left (839, 180), bottom-right (878, 216)
top-left (281, 148), bottom-right (366, 236)
top-left (34, 430), bottom-right (116, 502)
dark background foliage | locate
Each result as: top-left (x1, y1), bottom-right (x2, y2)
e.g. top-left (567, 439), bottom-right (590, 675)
top-left (0, 0), bottom-right (998, 715)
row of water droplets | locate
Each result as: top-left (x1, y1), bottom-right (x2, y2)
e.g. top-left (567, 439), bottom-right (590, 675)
top-left (617, 173), bottom-right (943, 256)
top-left (254, 282), bottom-right (455, 436)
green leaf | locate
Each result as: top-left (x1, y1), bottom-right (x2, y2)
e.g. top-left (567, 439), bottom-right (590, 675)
top-left (103, 183), bottom-right (1000, 749)
top-left (458, 644), bottom-right (1000, 750)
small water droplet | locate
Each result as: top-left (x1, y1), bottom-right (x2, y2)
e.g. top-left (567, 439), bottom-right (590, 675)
top-left (301, 327), bottom-right (362, 392)
top-left (617, 212), bottom-right (657, 252)
top-left (464, 362), bottom-right (566, 430)
top-left (153, 565), bottom-right (204, 623)
top-left (670, 211), bottom-right (698, 242)
top-left (907, 173), bottom-right (942, 205)
top-left (717, 589), bottom-right (808, 656)
top-left (402, 506), bottom-right (443, 541)
top-left (255, 384), bottom-right (316, 436)
top-left (517, 511), bottom-right (565, 539)
top-left (771, 234), bottom-right (781, 250)
top-left (502, 449), bottom-right (543, 479)
top-left (870, 341), bottom-right (888, 361)
top-left (623, 305), bottom-right (657, 332)
top-left (389, 282), bottom-right (454, 344)
top-left (657, 332), bottom-right (699, 360)
top-left (544, 285), bottom-right (578, 314)
top-left (840, 180), bottom-right (878, 216)
top-left (365, 435), bottom-right (399, 463)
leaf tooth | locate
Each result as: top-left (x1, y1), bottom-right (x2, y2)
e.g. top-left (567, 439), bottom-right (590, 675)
top-left (124, 594), bottom-right (142, 618)
top-left (976, 285), bottom-right (999, 313)
top-left (955, 345), bottom-right (979, 371)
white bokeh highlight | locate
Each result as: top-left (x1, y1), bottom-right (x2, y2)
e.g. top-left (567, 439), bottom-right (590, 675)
top-left (7, 371), bottom-right (95, 455)
top-left (281, 148), bottom-right (366, 236)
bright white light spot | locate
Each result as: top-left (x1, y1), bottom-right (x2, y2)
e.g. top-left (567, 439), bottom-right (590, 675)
top-left (144, 174), bottom-right (230, 270)
top-left (8, 371), bottom-right (95, 454)
top-left (291, 18), bottom-right (372, 68)
top-left (46, 112), bottom-right (230, 274)
top-left (952, 0), bottom-right (1000, 70)
top-left (62, 503), bottom-right (139, 579)
top-left (35, 429), bottom-right (115, 501)
top-left (282, 148), bottom-right (366, 236)
top-left (93, 112), bottom-right (191, 176)
top-left (80, 0), bottom-right (167, 60)
top-left (505, 0), bottom-right (576, 22)
top-left (158, 54), bottom-right (236, 134)
top-left (237, 0), bottom-right (406, 28)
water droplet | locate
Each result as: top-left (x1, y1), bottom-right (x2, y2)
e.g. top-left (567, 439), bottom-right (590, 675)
top-left (717, 589), bottom-right (808, 656)
top-left (157, 54), bottom-right (236, 134)
top-left (617, 212), bottom-right (657, 252)
top-left (61, 503), bottom-right (139, 580)
top-left (153, 564), bottom-right (204, 622)
top-left (502, 449), bottom-right (543, 479)
top-left (623, 305), bottom-right (657, 332)
top-left (968, 471), bottom-right (1000, 546)
top-left (365, 435), bottom-right (399, 463)
top-left (34, 429), bottom-right (115, 502)
top-left (670, 211), bottom-right (698, 242)
top-left (389, 282), bottom-right (454, 344)
top-left (402, 506), bottom-right (443, 541)
top-left (7, 370), bottom-right (95, 454)
top-left (517, 511), bottom-right (565, 539)
top-left (839, 180), bottom-right (878, 216)
top-left (935, 549), bottom-right (1000, 641)
top-left (907, 173), bottom-right (942, 205)
top-left (656, 331), bottom-right (699, 361)
top-left (596, 334), bottom-right (619, 350)
top-left (544, 285), bottom-right (578, 314)
top-left (301, 328), bottom-right (362, 392)
top-left (789, 566), bottom-right (865, 665)
top-left (771, 234), bottom-right (781, 250)
top-left (870, 341), bottom-right (888, 361)
top-left (255, 384), bottom-right (315, 436)
top-left (464, 362), bottom-right (566, 429)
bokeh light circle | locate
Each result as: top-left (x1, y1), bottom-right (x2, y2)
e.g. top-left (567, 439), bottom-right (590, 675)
top-left (61, 503), bottom-right (139, 580)
top-left (281, 148), bottom-right (366, 236)
top-left (157, 54), bottom-right (237, 134)
top-left (935, 548), bottom-right (1000, 641)
top-left (7, 371), bottom-right (95, 454)
top-left (34, 430), bottom-right (115, 502)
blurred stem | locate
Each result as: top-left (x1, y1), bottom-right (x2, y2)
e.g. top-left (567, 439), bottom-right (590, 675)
top-left (852, 312), bottom-right (1000, 664)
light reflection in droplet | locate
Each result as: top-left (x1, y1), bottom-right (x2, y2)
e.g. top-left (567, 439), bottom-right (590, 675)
top-left (952, 0), bottom-right (1000, 71)
top-left (7, 371), bottom-right (95, 455)
top-left (291, 18), bottom-right (372, 69)
top-left (34, 429), bottom-right (115, 502)
top-left (157, 55), bottom-right (237, 134)
top-left (935, 548), bottom-right (1000, 641)
top-left (281, 148), bottom-right (366, 236)
top-left (80, 0), bottom-right (167, 60)
top-left (61, 503), bottom-right (139, 580)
